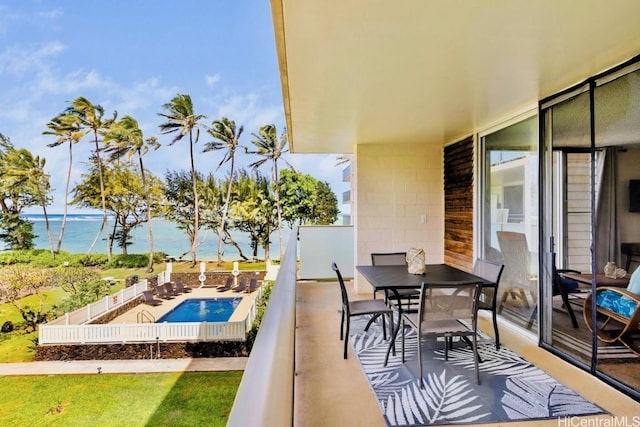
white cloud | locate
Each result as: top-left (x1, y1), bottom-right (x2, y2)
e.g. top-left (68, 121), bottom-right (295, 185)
top-left (38, 9), bottom-right (63, 19)
top-left (0, 41), bottom-right (66, 75)
top-left (0, 5), bottom-right (19, 35)
top-left (205, 73), bottom-right (221, 88)
top-left (211, 90), bottom-right (282, 133)
top-left (112, 76), bottom-right (180, 116)
top-left (36, 68), bottom-right (113, 95)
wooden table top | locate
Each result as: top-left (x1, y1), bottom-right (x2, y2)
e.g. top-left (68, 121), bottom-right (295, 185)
top-left (563, 272), bottom-right (629, 288)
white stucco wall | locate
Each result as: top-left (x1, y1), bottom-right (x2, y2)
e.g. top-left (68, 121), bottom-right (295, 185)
top-left (353, 142), bottom-right (445, 293)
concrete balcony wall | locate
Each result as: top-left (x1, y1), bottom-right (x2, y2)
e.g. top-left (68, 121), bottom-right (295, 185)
top-left (354, 142), bottom-right (444, 292)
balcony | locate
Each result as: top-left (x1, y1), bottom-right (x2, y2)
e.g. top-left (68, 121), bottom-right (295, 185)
top-left (228, 231), bottom-right (639, 426)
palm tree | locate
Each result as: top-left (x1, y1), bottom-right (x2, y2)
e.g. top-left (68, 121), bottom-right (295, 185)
top-left (27, 155), bottom-right (54, 256)
top-left (248, 124), bottom-right (293, 261)
top-left (0, 136), bottom-right (51, 251)
top-left (43, 112), bottom-right (83, 252)
top-left (66, 97), bottom-right (117, 259)
top-left (104, 115), bottom-right (161, 272)
top-left (158, 94), bottom-right (206, 267)
top-left (203, 117), bottom-right (244, 265)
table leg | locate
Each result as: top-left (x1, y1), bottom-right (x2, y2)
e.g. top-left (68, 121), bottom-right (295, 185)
top-left (384, 309), bottom-right (402, 366)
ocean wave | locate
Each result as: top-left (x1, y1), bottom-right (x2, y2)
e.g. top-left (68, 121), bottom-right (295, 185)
top-left (22, 214), bottom-right (113, 222)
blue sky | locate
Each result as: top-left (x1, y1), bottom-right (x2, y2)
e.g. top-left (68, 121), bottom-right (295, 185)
top-left (0, 1), bottom-right (347, 214)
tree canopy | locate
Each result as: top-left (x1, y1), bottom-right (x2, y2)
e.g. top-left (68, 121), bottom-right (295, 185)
top-left (1, 95), bottom-right (341, 263)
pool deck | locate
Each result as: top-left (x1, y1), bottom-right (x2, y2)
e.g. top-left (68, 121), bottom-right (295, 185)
top-left (109, 284), bottom-right (260, 324)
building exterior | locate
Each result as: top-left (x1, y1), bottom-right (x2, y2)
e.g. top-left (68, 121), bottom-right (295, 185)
top-left (269, 0), bottom-right (640, 399)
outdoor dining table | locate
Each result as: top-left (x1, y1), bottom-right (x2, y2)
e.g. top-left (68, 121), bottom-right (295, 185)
top-left (563, 272), bottom-right (630, 288)
top-left (356, 263), bottom-right (497, 365)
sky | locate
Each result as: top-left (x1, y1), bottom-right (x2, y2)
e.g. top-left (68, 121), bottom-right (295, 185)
top-left (0, 1), bottom-right (348, 214)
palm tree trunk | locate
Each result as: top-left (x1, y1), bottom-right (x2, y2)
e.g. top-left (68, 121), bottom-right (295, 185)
top-left (93, 133), bottom-right (111, 261)
top-left (189, 132), bottom-right (199, 267)
top-left (217, 158), bottom-right (235, 266)
top-left (40, 199), bottom-right (54, 257)
top-left (139, 155), bottom-right (154, 273)
top-left (274, 162), bottom-right (283, 261)
top-left (56, 140), bottom-right (72, 252)
top-left (87, 220), bottom-right (105, 253)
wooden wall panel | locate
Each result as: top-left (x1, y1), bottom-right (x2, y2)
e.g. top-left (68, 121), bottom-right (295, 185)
top-left (444, 137), bottom-right (474, 271)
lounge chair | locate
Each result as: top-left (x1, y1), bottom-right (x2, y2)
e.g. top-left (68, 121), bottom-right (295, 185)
top-left (141, 290), bottom-right (162, 306)
top-left (233, 279), bottom-right (248, 292)
top-left (217, 277), bottom-right (233, 292)
top-left (153, 284), bottom-right (174, 299)
top-left (163, 282), bottom-right (181, 296)
top-left (174, 281), bottom-right (193, 293)
top-left (246, 278), bottom-right (260, 293)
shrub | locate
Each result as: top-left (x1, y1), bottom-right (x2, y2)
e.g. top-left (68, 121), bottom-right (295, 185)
top-left (76, 253), bottom-right (109, 267)
top-left (29, 250), bottom-right (72, 268)
top-left (105, 252), bottom-right (168, 269)
top-left (0, 250), bottom-right (167, 268)
top-left (0, 250), bottom-right (107, 268)
top-left (246, 280), bottom-right (274, 349)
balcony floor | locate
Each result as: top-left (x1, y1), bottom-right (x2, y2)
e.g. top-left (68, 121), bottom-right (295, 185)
top-left (294, 280), bottom-right (639, 426)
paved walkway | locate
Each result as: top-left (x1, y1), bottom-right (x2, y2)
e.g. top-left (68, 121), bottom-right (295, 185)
top-left (0, 357), bottom-right (248, 376)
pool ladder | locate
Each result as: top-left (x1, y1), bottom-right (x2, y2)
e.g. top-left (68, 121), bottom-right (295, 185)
top-left (137, 309), bottom-right (155, 323)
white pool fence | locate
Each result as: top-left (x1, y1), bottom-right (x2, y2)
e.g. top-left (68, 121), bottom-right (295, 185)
top-left (38, 274), bottom-right (264, 345)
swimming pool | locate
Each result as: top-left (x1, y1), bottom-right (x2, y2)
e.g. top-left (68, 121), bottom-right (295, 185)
top-left (156, 298), bottom-right (242, 323)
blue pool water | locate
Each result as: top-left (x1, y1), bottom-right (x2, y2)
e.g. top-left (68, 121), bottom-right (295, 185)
top-left (156, 298), bottom-right (242, 323)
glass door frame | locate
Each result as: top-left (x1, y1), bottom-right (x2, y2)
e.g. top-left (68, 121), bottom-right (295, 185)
top-left (538, 55), bottom-right (640, 401)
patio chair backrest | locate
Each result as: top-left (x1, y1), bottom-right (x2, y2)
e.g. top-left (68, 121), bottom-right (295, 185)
top-left (331, 262), bottom-right (351, 316)
top-left (371, 252), bottom-right (407, 266)
top-left (418, 282), bottom-right (480, 326)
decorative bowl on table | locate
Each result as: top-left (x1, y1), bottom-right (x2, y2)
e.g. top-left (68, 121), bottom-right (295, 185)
top-left (614, 268), bottom-right (627, 278)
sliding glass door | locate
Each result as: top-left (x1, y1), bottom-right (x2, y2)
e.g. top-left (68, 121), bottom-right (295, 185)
top-left (479, 115), bottom-right (539, 331)
top-left (540, 60), bottom-right (640, 399)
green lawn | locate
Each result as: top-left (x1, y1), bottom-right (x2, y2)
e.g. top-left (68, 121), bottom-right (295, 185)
top-left (0, 287), bottom-right (69, 362)
top-left (0, 371), bottom-right (242, 426)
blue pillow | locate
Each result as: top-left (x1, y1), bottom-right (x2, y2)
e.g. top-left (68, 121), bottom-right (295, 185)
top-left (626, 267), bottom-right (640, 296)
top-left (596, 289), bottom-right (638, 318)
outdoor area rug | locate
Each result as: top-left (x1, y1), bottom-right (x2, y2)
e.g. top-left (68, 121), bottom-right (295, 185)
top-left (349, 316), bottom-right (607, 426)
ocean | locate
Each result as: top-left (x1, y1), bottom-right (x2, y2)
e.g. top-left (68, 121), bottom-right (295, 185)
top-left (12, 214), bottom-right (286, 261)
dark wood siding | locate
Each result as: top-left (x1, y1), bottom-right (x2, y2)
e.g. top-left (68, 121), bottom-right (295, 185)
top-left (444, 137), bottom-right (474, 271)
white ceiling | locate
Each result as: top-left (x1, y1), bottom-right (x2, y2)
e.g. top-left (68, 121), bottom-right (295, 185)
top-left (270, 0), bottom-right (640, 154)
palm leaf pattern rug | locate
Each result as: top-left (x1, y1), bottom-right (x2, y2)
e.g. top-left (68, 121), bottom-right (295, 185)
top-left (349, 316), bottom-right (606, 426)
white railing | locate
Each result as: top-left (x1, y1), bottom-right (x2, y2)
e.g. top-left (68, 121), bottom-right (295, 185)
top-left (228, 228), bottom-right (298, 426)
top-left (39, 284), bottom-right (265, 345)
top-left (46, 280), bottom-right (149, 326)
top-left (39, 320), bottom-right (247, 344)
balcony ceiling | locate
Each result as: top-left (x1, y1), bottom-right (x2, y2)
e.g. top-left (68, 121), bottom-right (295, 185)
top-left (270, 0), bottom-right (640, 154)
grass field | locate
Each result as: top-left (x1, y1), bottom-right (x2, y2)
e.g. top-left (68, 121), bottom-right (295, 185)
top-left (0, 371), bottom-right (242, 426)
top-left (0, 260), bottom-right (260, 425)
